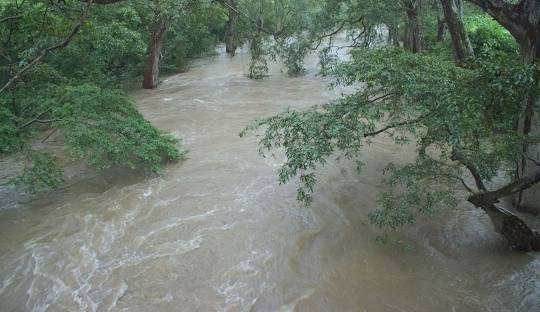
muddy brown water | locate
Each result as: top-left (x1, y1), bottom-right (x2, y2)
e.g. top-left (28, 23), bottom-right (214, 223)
top-left (0, 47), bottom-right (539, 312)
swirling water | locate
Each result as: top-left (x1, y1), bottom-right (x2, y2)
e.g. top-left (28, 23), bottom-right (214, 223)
top-left (0, 47), bottom-right (538, 312)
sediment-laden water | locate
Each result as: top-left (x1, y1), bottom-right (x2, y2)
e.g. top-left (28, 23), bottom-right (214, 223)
top-left (0, 47), bottom-right (538, 312)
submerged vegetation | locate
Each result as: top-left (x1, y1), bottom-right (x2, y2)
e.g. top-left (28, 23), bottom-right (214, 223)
top-left (0, 0), bottom-right (225, 192)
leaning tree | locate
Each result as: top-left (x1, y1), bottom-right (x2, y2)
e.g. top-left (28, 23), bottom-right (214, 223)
top-left (243, 0), bottom-right (540, 251)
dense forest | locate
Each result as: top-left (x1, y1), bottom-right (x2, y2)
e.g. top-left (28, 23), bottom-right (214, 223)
top-left (1, 0), bottom-right (540, 253)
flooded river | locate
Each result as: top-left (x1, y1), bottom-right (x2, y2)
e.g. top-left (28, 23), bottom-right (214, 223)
top-left (0, 47), bottom-right (539, 312)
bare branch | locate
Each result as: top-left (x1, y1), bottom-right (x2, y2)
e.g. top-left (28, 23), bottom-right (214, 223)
top-left (308, 17), bottom-right (365, 51)
top-left (18, 107), bottom-right (54, 129)
top-left (217, 0), bottom-right (276, 37)
top-left (459, 177), bottom-right (475, 194)
top-left (42, 128), bottom-right (59, 143)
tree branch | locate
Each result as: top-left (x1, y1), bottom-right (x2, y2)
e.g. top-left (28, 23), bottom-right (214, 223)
top-left (0, 14), bottom-right (23, 23)
top-left (308, 17), bottom-right (365, 50)
top-left (469, 168), bottom-right (540, 207)
top-left (450, 147), bottom-right (488, 192)
top-left (0, 1), bottom-right (94, 94)
top-left (363, 113), bottom-right (428, 137)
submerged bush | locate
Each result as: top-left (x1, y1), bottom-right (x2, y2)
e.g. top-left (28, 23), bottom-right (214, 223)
top-left (59, 84), bottom-right (183, 173)
top-left (12, 152), bottom-right (64, 194)
top-left (1, 83), bottom-right (183, 193)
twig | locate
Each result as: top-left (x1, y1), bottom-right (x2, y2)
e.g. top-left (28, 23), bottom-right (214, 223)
top-left (363, 113), bottom-right (428, 137)
top-left (0, 0), bottom-right (94, 94)
top-left (0, 15), bottom-right (22, 23)
top-left (41, 128), bottom-right (59, 143)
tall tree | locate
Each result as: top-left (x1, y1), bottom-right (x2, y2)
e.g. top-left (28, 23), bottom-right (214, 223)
top-left (143, 0), bottom-right (169, 89)
top-left (441, 0), bottom-right (474, 64)
top-left (402, 0), bottom-right (423, 53)
top-left (224, 0), bottom-right (239, 55)
top-left (243, 0), bottom-right (540, 251)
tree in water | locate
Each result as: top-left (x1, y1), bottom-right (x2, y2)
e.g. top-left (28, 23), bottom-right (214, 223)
top-left (0, 0), bottom-right (221, 193)
top-left (242, 0), bottom-right (540, 251)
top-left (143, 1), bottom-right (169, 89)
top-left (402, 0), bottom-right (423, 53)
top-left (465, 0), bottom-right (540, 216)
top-left (224, 0), bottom-right (239, 55)
top-left (248, 32), bottom-right (269, 79)
top-left (247, 2), bottom-right (269, 79)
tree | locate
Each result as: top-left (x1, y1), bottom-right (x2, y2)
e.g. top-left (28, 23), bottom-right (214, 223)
top-left (403, 0), bottom-right (423, 53)
top-left (242, 0), bottom-right (540, 251)
top-left (143, 0), bottom-right (169, 89)
top-left (466, 0), bottom-right (540, 215)
top-left (0, 0), bottom-right (226, 193)
top-left (224, 0), bottom-right (239, 55)
top-left (441, 0), bottom-right (474, 64)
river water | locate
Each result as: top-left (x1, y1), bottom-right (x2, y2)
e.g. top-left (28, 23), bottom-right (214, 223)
top-left (0, 47), bottom-right (539, 312)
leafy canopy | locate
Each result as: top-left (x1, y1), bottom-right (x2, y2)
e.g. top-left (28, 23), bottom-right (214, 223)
top-left (243, 46), bottom-right (535, 229)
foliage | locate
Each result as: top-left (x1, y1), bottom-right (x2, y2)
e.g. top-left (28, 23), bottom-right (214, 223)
top-left (160, 0), bottom-right (226, 74)
top-left (59, 84), bottom-right (182, 173)
top-left (12, 151), bottom-right (64, 194)
top-left (0, 0), bottom-right (221, 194)
top-left (275, 39), bottom-right (309, 76)
top-left (243, 47), bottom-right (536, 229)
top-left (465, 14), bottom-right (518, 57)
top-left (248, 33), bottom-right (269, 79)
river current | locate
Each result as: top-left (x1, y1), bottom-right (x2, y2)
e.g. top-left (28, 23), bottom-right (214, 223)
top-left (0, 47), bottom-right (539, 312)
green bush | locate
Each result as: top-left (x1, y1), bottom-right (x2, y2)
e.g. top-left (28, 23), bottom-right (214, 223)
top-left (0, 106), bottom-right (21, 154)
top-left (466, 14), bottom-right (518, 56)
top-left (59, 84), bottom-right (183, 173)
top-left (12, 152), bottom-right (63, 194)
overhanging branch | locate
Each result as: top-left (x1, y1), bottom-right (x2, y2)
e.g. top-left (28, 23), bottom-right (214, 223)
top-left (363, 113), bottom-right (428, 137)
top-left (0, 1), bottom-right (94, 94)
top-left (469, 169), bottom-right (540, 207)
top-left (451, 147), bottom-right (488, 192)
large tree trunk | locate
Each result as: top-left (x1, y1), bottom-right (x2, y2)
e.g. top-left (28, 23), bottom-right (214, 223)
top-left (404, 0), bottom-right (423, 53)
top-left (479, 204), bottom-right (540, 251)
top-left (465, 0), bottom-right (540, 220)
top-left (440, 0), bottom-right (474, 64)
top-left (143, 17), bottom-right (167, 90)
top-left (225, 0), bottom-right (238, 56)
top-left (464, 168), bottom-right (540, 251)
